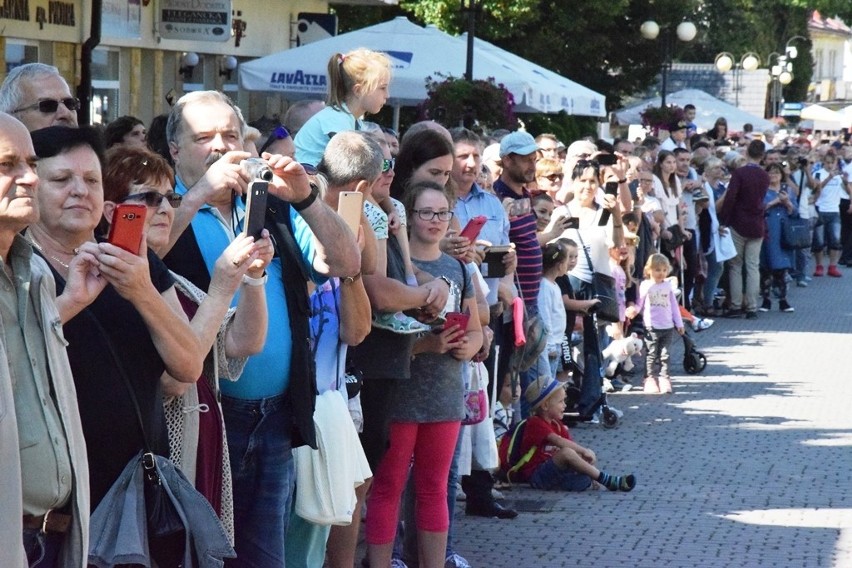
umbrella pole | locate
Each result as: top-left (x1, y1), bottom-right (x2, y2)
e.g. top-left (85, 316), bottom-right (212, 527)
top-left (393, 104), bottom-right (401, 132)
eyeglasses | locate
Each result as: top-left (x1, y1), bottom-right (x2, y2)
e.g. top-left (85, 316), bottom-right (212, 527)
top-left (382, 158), bottom-right (395, 173)
top-left (412, 209), bottom-right (454, 222)
top-left (258, 126), bottom-right (290, 155)
top-left (301, 163), bottom-right (318, 176)
top-left (543, 173), bottom-right (564, 182)
top-left (638, 178), bottom-right (654, 184)
top-left (120, 190), bottom-right (182, 208)
top-left (12, 97), bottom-right (80, 114)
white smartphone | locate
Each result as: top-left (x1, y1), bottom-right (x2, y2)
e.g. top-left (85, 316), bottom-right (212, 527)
top-left (337, 191), bottom-right (364, 236)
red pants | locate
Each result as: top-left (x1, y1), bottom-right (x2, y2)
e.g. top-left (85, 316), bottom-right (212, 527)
top-left (365, 420), bottom-right (461, 544)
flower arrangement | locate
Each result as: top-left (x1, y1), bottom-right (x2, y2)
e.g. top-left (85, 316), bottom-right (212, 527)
top-left (420, 74), bottom-right (517, 131)
top-left (640, 104), bottom-right (685, 133)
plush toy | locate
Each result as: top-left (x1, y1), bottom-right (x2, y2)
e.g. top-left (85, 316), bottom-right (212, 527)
top-left (601, 333), bottom-right (643, 377)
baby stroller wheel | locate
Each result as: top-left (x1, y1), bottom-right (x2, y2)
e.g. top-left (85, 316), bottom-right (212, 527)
top-left (695, 352), bottom-right (707, 372)
top-left (684, 351), bottom-right (706, 374)
top-left (602, 407), bottom-right (620, 429)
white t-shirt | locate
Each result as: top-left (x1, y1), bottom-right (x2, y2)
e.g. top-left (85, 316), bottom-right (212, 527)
top-left (537, 278), bottom-right (566, 349)
top-left (555, 201), bottom-right (612, 283)
top-left (814, 168), bottom-right (846, 213)
top-left (652, 175), bottom-right (682, 228)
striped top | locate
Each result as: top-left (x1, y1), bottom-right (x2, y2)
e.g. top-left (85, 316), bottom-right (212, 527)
top-left (494, 179), bottom-right (542, 307)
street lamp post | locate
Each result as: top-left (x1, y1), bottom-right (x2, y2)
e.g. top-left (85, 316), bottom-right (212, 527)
top-left (640, 20), bottom-right (697, 107)
top-left (767, 52), bottom-right (794, 117)
top-left (714, 52), bottom-right (760, 107)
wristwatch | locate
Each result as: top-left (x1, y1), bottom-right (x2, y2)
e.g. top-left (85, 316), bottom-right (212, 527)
top-left (293, 183), bottom-right (320, 212)
top-left (242, 273), bottom-right (268, 287)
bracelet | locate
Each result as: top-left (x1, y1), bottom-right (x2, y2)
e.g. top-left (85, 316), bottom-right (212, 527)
top-left (618, 179), bottom-right (627, 184)
top-left (342, 272), bottom-right (361, 285)
top-left (292, 183), bottom-right (320, 212)
top-left (242, 273), bottom-right (268, 287)
top-left (437, 275), bottom-right (453, 289)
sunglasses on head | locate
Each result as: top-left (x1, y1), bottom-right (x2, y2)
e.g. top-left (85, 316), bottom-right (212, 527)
top-left (258, 126), bottom-right (290, 155)
top-left (382, 158), bottom-right (395, 173)
top-left (13, 97), bottom-right (80, 114)
top-left (120, 190), bottom-right (182, 208)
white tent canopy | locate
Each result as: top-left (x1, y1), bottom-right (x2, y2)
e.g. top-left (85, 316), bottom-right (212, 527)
top-left (800, 104), bottom-right (847, 131)
top-left (239, 17), bottom-right (604, 117)
top-left (614, 88), bottom-right (775, 132)
top-left (459, 33), bottom-right (605, 117)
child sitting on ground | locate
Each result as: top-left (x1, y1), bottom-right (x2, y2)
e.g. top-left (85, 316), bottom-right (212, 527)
top-left (513, 376), bottom-right (636, 492)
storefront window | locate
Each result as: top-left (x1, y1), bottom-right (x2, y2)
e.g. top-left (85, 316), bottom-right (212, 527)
top-left (5, 42), bottom-right (38, 71)
top-left (91, 49), bottom-right (120, 125)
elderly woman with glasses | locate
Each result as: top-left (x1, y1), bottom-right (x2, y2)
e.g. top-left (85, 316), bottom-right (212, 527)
top-left (101, 145), bottom-right (273, 538)
top-left (536, 157), bottom-right (564, 201)
top-left (26, 126), bottom-right (203, 564)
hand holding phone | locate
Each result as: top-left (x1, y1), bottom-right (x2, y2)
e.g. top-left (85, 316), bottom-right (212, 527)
top-left (243, 181), bottom-right (269, 239)
top-left (337, 191), bottom-right (364, 236)
top-left (443, 311), bottom-right (470, 341)
top-left (460, 216), bottom-right (487, 242)
top-left (108, 203), bottom-right (146, 254)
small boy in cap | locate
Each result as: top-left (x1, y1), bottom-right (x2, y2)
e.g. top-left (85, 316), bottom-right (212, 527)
top-left (515, 376), bottom-right (636, 491)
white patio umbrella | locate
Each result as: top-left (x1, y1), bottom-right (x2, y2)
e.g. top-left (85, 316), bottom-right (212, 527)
top-left (239, 17), bottom-right (604, 128)
top-left (459, 33), bottom-right (606, 117)
top-left (800, 104), bottom-right (846, 131)
top-left (613, 88), bottom-right (775, 132)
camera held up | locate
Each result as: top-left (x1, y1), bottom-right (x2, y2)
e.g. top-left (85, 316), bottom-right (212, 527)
top-left (241, 158), bottom-right (273, 182)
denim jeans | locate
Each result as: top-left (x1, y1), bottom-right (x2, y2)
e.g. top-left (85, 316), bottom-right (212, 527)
top-left (223, 394), bottom-right (295, 568)
top-left (812, 211), bottom-right (842, 251)
top-left (702, 250), bottom-right (724, 310)
top-left (568, 275), bottom-right (604, 415)
top-left (23, 528), bottom-right (63, 567)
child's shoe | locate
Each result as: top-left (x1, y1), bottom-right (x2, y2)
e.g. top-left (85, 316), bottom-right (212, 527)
top-left (643, 377), bottom-right (660, 394)
top-left (814, 265), bottom-right (825, 277)
top-left (828, 264), bottom-right (843, 277)
top-left (372, 311), bottom-right (431, 334)
top-left (658, 377), bottom-right (673, 393)
top-left (599, 472), bottom-right (637, 492)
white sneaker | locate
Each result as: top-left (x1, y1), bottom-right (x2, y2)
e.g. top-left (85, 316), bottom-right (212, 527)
top-left (692, 317), bottom-right (714, 332)
top-left (445, 552), bottom-right (472, 568)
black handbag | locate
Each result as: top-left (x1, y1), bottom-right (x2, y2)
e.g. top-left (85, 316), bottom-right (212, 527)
top-left (781, 215), bottom-right (811, 250)
top-left (577, 232), bottom-right (621, 323)
top-left (664, 224), bottom-right (686, 249)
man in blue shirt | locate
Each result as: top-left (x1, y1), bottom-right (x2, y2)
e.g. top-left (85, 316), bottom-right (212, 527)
top-left (163, 90), bottom-right (360, 566)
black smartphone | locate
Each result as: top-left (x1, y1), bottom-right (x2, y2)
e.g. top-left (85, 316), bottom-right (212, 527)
top-left (243, 181), bottom-right (268, 239)
top-left (604, 181), bottom-right (619, 196)
top-left (596, 153), bottom-right (617, 166)
top-left (563, 216), bottom-right (580, 230)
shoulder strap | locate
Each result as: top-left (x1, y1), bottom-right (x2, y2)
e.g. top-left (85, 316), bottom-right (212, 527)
top-left (575, 231), bottom-right (596, 273)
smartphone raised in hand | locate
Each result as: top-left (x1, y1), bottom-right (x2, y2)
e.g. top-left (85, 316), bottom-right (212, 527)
top-left (460, 215), bottom-right (487, 242)
top-left (243, 181), bottom-right (269, 239)
top-left (337, 191), bottom-right (364, 236)
top-left (108, 203), bottom-right (146, 254)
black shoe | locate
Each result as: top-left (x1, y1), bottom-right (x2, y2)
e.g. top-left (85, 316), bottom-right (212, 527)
top-left (723, 308), bottom-right (745, 318)
top-left (779, 300), bottom-right (795, 312)
top-left (465, 501), bottom-right (519, 519)
top-left (759, 298), bottom-right (771, 312)
top-left (746, 311), bottom-right (758, 320)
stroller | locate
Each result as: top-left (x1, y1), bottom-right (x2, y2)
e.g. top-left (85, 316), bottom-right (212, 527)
top-left (560, 330), bottom-right (621, 429)
top-left (681, 328), bottom-right (707, 374)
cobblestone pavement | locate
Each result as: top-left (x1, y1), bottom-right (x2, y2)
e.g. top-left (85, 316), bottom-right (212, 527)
top-left (450, 270), bottom-right (852, 568)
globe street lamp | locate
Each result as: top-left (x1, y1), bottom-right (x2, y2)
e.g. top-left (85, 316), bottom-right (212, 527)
top-left (641, 20), bottom-right (697, 107)
top-left (715, 51), bottom-right (760, 107)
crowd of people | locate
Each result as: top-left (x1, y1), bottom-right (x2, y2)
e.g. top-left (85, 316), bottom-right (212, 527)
top-left (1, 53), bottom-right (851, 568)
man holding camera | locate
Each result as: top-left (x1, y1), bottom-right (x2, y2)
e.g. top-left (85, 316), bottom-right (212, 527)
top-left (163, 90), bottom-right (360, 566)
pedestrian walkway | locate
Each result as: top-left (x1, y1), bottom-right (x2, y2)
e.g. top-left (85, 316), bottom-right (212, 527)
top-left (452, 271), bottom-right (852, 567)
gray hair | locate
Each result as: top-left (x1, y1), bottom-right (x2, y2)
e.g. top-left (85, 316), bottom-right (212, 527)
top-left (317, 131), bottom-right (383, 187)
top-left (166, 90), bottom-right (247, 146)
top-left (0, 63), bottom-right (69, 113)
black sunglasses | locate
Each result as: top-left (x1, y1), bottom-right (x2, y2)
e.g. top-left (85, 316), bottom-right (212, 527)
top-left (382, 158), bottom-right (395, 173)
top-left (259, 126), bottom-right (291, 155)
top-left (13, 97), bottom-right (80, 114)
top-left (120, 190), bottom-right (182, 208)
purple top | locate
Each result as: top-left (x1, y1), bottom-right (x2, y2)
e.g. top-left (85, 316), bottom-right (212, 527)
top-left (718, 163), bottom-right (769, 239)
top-left (634, 280), bottom-right (683, 330)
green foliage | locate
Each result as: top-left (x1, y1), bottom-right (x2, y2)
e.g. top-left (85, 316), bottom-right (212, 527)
top-left (421, 75), bottom-right (517, 130)
top-left (522, 112), bottom-right (599, 145)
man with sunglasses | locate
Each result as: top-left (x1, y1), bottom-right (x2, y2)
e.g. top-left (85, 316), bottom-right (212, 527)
top-left (0, 64), bottom-right (78, 131)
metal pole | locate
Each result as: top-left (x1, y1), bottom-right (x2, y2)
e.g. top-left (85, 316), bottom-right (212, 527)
top-left (661, 29), bottom-right (670, 107)
top-left (464, 0), bottom-right (476, 81)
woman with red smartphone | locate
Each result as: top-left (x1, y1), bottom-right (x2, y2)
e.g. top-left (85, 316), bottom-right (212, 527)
top-left (365, 181), bottom-right (483, 568)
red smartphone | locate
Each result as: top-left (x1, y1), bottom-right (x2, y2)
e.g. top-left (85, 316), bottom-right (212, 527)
top-left (443, 311), bottom-right (470, 333)
top-left (108, 203), bottom-right (146, 254)
top-left (460, 215), bottom-right (487, 242)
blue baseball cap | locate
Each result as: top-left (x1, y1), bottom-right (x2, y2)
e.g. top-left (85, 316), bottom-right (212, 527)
top-left (499, 131), bottom-right (539, 158)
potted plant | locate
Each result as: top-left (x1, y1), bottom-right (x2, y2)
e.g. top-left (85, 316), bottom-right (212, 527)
top-left (420, 74), bottom-right (517, 131)
top-left (640, 104), bottom-right (685, 136)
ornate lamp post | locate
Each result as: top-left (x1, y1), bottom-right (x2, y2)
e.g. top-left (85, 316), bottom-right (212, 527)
top-left (640, 20), bottom-right (697, 107)
top-left (715, 52), bottom-right (760, 107)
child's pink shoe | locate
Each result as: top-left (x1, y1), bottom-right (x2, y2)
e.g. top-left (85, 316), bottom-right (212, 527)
top-left (658, 377), bottom-right (673, 393)
top-left (643, 377), bottom-right (660, 394)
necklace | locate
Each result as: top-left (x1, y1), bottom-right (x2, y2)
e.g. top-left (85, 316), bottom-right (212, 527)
top-left (25, 237), bottom-right (72, 270)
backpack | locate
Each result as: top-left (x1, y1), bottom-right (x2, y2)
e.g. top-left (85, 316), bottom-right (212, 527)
top-left (497, 418), bottom-right (537, 482)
